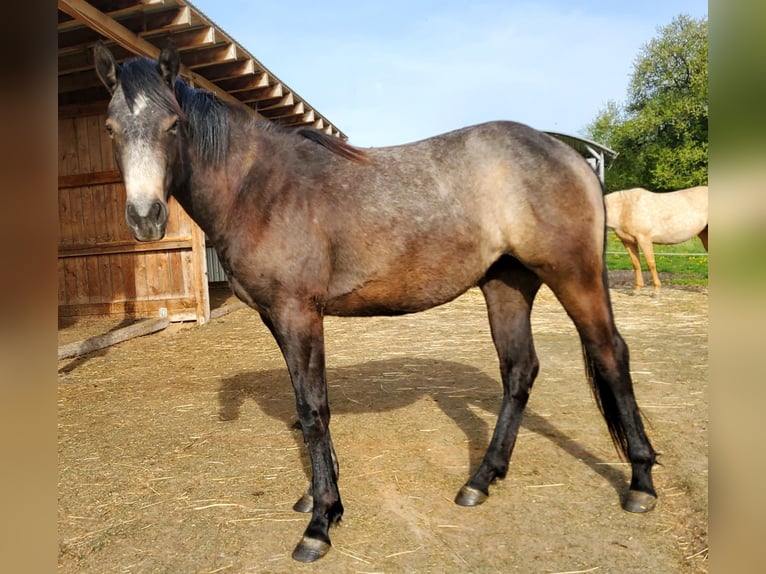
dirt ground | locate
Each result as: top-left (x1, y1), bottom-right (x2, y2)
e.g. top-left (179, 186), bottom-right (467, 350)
top-left (58, 273), bottom-right (707, 573)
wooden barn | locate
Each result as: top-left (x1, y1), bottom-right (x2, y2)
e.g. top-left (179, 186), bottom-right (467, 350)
top-left (58, 0), bottom-right (346, 325)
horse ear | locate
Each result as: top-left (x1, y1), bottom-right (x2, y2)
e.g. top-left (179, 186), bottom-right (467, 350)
top-left (158, 42), bottom-right (180, 88)
top-left (93, 41), bottom-right (119, 94)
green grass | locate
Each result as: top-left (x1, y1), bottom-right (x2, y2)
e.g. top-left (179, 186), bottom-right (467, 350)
top-left (605, 230), bottom-right (708, 287)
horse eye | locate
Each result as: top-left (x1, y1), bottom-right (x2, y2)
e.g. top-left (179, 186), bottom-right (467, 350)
top-left (104, 123), bottom-right (114, 136)
top-left (167, 119), bottom-right (179, 134)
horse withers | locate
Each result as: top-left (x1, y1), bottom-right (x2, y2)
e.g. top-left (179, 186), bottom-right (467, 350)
top-left (605, 186), bottom-right (709, 296)
top-left (94, 42), bottom-right (658, 562)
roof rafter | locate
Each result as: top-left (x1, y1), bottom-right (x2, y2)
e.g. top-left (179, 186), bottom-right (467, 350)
top-left (57, 0), bottom-right (345, 139)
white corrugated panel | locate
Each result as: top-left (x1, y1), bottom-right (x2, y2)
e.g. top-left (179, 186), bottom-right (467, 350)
top-left (205, 247), bottom-right (228, 283)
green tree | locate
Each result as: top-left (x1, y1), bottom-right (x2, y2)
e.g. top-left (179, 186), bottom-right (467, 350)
top-left (587, 14), bottom-right (708, 191)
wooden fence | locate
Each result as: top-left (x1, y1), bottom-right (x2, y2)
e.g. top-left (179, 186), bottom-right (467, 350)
top-left (58, 104), bottom-right (209, 323)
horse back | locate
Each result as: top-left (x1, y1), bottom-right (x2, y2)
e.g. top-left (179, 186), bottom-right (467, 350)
top-left (315, 122), bottom-right (605, 314)
top-left (222, 121), bottom-right (605, 317)
top-left (606, 186), bottom-right (708, 245)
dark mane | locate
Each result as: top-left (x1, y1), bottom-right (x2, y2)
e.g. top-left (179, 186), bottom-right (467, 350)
top-left (296, 128), bottom-right (370, 164)
top-left (119, 57), bottom-right (366, 165)
top-left (173, 79), bottom-right (231, 165)
top-left (256, 119), bottom-right (369, 163)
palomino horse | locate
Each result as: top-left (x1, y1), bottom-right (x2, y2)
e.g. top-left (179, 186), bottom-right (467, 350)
top-left (605, 186), bottom-right (708, 296)
top-left (94, 43), bottom-right (658, 562)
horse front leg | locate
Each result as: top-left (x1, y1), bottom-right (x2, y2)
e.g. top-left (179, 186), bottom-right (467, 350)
top-left (621, 239), bottom-right (644, 295)
top-left (260, 301), bottom-right (342, 563)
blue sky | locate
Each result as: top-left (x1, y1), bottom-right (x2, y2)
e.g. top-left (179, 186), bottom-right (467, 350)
top-left (190, 1), bottom-right (708, 147)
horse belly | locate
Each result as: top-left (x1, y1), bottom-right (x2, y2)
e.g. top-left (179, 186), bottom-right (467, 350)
top-left (326, 259), bottom-right (486, 315)
top-left (650, 211), bottom-right (707, 244)
top-left (325, 244), bottom-right (492, 316)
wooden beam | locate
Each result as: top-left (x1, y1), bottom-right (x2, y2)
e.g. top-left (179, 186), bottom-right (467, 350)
top-left (57, 0), bottom-right (243, 108)
top-left (58, 317), bottom-right (169, 360)
top-left (179, 43), bottom-right (238, 69)
top-left (237, 82), bottom-right (283, 104)
top-left (257, 93), bottom-right (295, 111)
top-left (216, 71), bottom-right (270, 93)
top-left (58, 299), bottom-right (198, 320)
top-left (142, 26), bottom-right (217, 51)
top-left (195, 59), bottom-right (255, 82)
top-left (59, 238), bottom-right (194, 258)
top-left (59, 169), bottom-right (122, 188)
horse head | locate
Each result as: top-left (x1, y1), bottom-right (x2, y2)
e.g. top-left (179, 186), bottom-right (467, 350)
top-left (94, 42), bottom-right (185, 241)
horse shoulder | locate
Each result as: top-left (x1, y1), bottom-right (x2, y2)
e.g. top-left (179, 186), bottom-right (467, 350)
top-left (610, 189), bottom-right (652, 238)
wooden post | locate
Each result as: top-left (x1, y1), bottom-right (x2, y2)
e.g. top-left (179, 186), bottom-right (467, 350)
top-left (190, 222), bottom-right (210, 325)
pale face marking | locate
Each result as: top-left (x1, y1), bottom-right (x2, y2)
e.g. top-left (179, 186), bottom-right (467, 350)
top-left (131, 92), bottom-right (148, 116)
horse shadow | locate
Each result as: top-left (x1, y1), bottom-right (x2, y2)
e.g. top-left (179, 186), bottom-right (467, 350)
top-left (218, 358), bottom-right (628, 499)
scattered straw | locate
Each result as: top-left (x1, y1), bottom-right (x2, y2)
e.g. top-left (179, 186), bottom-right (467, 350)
top-left (385, 546), bottom-right (423, 558)
top-left (334, 545), bottom-right (372, 564)
top-left (685, 547), bottom-right (708, 560)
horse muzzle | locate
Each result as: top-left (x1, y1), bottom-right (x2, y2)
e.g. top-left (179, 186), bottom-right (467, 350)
top-left (126, 199), bottom-right (168, 241)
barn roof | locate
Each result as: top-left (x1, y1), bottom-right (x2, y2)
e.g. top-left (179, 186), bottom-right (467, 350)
top-left (58, 0), bottom-right (346, 138)
top-left (544, 131), bottom-right (618, 184)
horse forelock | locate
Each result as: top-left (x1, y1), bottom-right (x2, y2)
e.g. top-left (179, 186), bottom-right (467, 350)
top-left (117, 58), bottom-right (183, 119)
top-left (114, 58), bottom-right (230, 165)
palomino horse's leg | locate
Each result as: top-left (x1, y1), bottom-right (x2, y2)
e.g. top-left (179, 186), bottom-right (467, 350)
top-left (637, 238), bottom-right (662, 297)
top-left (456, 257), bottom-right (542, 505)
top-left (259, 302), bottom-right (342, 563)
top-left (544, 271), bottom-right (658, 512)
top-left (620, 239), bottom-right (645, 295)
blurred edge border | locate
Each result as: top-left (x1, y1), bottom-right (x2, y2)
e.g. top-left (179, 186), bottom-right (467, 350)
top-left (1, 0), bottom-right (763, 571)
top-left (0, 2), bottom-right (58, 571)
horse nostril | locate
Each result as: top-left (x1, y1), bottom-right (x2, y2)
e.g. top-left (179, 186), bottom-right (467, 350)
top-left (150, 201), bottom-right (166, 223)
top-left (126, 202), bottom-right (139, 225)
top-left (125, 200), bottom-right (167, 227)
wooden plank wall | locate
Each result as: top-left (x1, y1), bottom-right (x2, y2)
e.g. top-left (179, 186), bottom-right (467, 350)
top-left (58, 106), bottom-right (210, 323)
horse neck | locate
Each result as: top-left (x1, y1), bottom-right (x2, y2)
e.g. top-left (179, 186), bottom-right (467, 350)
top-left (173, 112), bottom-right (293, 241)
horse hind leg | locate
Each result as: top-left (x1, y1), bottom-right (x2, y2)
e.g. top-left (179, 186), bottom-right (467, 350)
top-left (543, 268), bottom-right (658, 512)
top-left (456, 257), bottom-right (542, 506)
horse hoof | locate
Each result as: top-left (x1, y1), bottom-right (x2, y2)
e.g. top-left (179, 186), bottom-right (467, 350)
top-left (624, 490), bottom-right (657, 513)
top-left (292, 536), bottom-right (331, 562)
top-left (293, 492), bottom-right (313, 513)
top-left (455, 485), bottom-right (488, 506)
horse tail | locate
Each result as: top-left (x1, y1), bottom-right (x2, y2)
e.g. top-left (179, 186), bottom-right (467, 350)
top-left (297, 128), bottom-right (371, 164)
top-left (580, 204), bottom-right (632, 460)
top-left (581, 342), bottom-right (630, 460)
